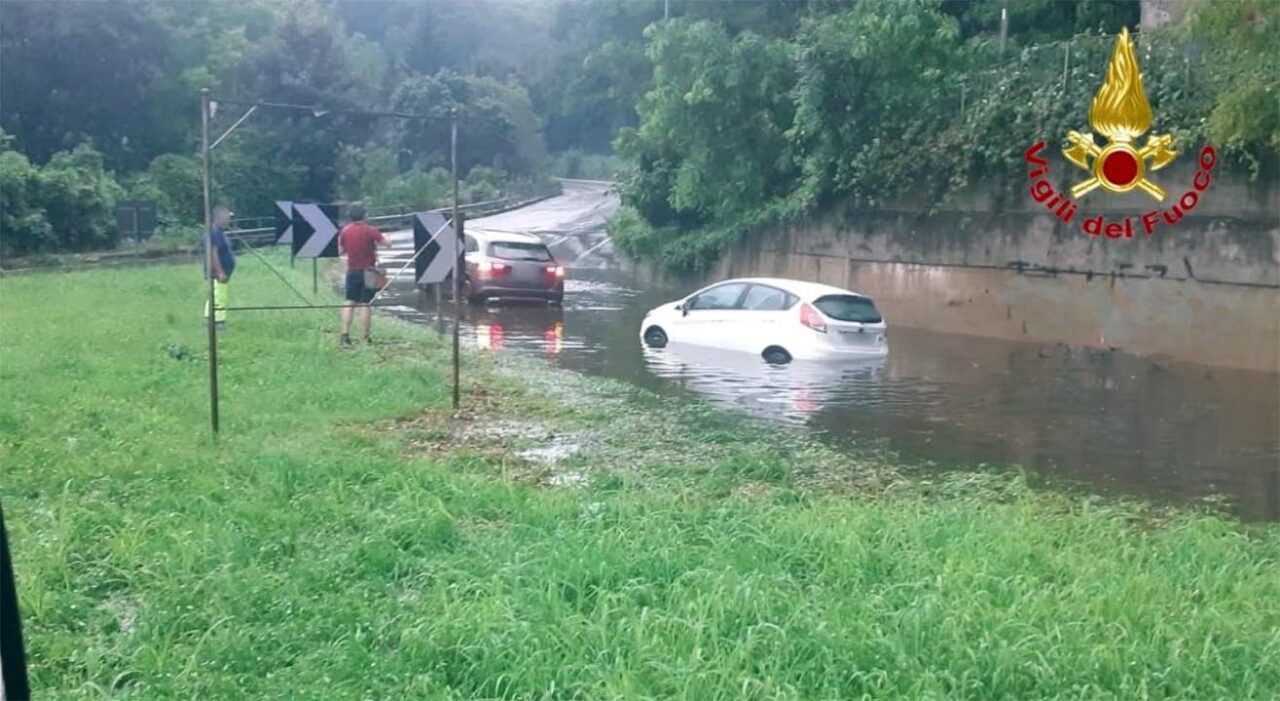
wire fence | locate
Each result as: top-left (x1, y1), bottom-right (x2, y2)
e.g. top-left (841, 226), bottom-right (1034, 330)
top-left (946, 30), bottom-right (1208, 118)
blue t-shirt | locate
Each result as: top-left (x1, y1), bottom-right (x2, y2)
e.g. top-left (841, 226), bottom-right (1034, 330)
top-left (203, 227), bottom-right (236, 279)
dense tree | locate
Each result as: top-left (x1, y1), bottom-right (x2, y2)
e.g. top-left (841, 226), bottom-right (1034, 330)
top-left (791, 0), bottom-right (961, 206)
top-left (0, 2), bottom-right (170, 169)
top-left (391, 71), bottom-right (546, 176)
top-left (617, 20), bottom-right (797, 225)
top-left (231, 2), bottom-right (372, 202)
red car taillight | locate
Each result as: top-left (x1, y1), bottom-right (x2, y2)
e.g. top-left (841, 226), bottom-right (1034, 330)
top-left (477, 259), bottom-right (511, 278)
top-left (799, 302), bottom-right (827, 333)
top-left (544, 265), bottom-right (566, 280)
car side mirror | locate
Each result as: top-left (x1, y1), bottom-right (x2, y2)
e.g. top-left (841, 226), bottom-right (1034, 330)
top-left (679, 303), bottom-right (690, 316)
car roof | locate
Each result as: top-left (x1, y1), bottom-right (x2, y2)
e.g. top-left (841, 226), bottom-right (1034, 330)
top-left (710, 277), bottom-right (870, 301)
top-left (467, 228), bottom-right (546, 245)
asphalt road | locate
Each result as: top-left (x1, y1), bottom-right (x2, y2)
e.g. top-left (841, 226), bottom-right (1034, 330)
top-left (381, 178), bottom-right (619, 275)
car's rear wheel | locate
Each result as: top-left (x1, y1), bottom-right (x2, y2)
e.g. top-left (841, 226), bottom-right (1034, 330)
top-left (642, 326), bottom-right (668, 348)
top-left (762, 346), bottom-right (792, 365)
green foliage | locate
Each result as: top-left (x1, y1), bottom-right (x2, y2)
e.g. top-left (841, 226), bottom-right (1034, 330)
top-left (1, 0), bottom-right (555, 255)
top-left (392, 70), bottom-right (547, 176)
top-left (619, 0), bottom-right (1279, 273)
top-left (210, 132), bottom-right (309, 222)
top-left (941, 0), bottom-right (1141, 47)
top-left (147, 154), bottom-right (203, 224)
top-left (1185, 0), bottom-right (1280, 173)
top-left (548, 149), bottom-right (626, 180)
top-left (609, 203), bottom-right (754, 276)
top-left (336, 147), bottom-right (547, 212)
top-left (616, 20), bottom-right (798, 230)
top-left (0, 137), bottom-right (125, 257)
top-left (0, 137), bottom-right (53, 254)
top-left (374, 169), bottom-right (454, 212)
top-left (36, 146), bottom-right (125, 252)
top-left (792, 1), bottom-right (962, 207)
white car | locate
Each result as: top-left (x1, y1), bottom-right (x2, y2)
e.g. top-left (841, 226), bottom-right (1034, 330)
top-left (639, 277), bottom-right (888, 364)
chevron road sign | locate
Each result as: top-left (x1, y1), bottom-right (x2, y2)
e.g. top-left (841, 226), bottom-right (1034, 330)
top-left (412, 211), bottom-right (458, 284)
top-left (274, 201), bottom-right (293, 244)
top-left (291, 203), bottom-right (340, 258)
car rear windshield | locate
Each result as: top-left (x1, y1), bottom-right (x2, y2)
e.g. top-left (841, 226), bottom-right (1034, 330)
top-left (814, 295), bottom-right (882, 323)
top-left (489, 242), bottom-right (552, 261)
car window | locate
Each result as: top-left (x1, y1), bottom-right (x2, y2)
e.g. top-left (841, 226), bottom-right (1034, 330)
top-left (813, 294), bottom-right (882, 323)
top-left (489, 241), bottom-right (551, 261)
top-left (742, 284), bottom-right (796, 311)
top-left (688, 283), bottom-right (747, 310)
top-left (464, 235), bottom-right (479, 253)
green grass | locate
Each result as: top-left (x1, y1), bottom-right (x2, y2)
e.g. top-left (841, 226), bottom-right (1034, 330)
top-left (1, 258), bottom-right (1278, 700)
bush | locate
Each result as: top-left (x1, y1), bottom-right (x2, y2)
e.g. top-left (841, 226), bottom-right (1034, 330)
top-left (377, 168), bottom-right (452, 211)
top-left (1, 137), bottom-right (126, 257)
top-left (0, 146), bottom-right (53, 256)
top-left (148, 153), bottom-right (203, 224)
top-left (461, 166), bottom-right (504, 202)
top-left (37, 145), bottom-right (126, 251)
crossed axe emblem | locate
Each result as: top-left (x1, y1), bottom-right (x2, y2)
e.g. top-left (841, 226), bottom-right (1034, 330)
top-left (1063, 131), bottom-right (1177, 201)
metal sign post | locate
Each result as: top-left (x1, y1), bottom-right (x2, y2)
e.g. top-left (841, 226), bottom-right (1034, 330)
top-left (202, 89), bottom-right (220, 439)
top-left (451, 113), bottom-right (462, 411)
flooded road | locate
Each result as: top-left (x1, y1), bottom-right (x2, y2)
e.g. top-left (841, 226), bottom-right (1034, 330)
top-left (381, 181), bottom-right (1280, 520)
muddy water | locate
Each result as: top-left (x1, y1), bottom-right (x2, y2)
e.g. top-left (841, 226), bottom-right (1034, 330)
top-left (382, 268), bottom-right (1280, 520)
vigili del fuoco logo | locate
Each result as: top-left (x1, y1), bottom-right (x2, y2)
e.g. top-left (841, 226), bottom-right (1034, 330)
top-left (1024, 27), bottom-right (1216, 239)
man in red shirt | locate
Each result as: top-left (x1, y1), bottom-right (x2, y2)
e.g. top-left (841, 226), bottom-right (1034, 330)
top-left (338, 204), bottom-right (390, 346)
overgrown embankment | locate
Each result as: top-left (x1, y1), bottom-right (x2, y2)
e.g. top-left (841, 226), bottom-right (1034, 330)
top-left (612, 1), bottom-right (1279, 275)
top-left (2, 258), bottom-right (1278, 699)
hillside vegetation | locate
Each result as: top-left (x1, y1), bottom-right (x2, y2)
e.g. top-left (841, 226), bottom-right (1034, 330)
top-left (611, 0), bottom-right (1280, 274)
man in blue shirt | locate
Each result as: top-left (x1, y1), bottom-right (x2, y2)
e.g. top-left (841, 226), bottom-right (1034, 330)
top-left (203, 205), bottom-right (236, 328)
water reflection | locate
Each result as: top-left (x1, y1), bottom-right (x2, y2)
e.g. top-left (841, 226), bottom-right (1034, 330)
top-left (468, 302), bottom-right (565, 356)
top-left (643, 343), bottom-right (886, 422)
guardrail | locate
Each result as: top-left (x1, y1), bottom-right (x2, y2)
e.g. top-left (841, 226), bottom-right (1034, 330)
top-left (228, 190), bottom-right (561, 246)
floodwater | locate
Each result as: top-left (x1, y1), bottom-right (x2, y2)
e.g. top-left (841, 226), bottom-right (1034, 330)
top-left (379, 181), bottom-right (1280, 520)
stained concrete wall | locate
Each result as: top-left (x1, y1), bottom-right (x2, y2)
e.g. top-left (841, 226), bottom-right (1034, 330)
top-left (629, 160), bottom-right (1280, 372)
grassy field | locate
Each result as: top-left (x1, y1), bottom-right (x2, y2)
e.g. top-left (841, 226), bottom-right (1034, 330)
top-left (1, 258), bottom-right (1278, 700)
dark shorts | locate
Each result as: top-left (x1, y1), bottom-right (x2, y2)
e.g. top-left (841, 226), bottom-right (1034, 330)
top-left (345, 271), bottom-right (375, 304)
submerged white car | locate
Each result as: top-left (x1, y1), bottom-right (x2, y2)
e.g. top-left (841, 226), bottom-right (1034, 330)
top-left (639, 277), bottom-right (888, 364)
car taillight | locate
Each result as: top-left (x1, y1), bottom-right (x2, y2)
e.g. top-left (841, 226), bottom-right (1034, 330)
top-left (799, 302), bottom-right (827, 333)
top-left (544, 265), bottom-right (566, 279)
top-left (477, 259), bottom-right (511, 277)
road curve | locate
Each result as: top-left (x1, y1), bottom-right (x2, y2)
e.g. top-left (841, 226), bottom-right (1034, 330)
top-left (382, 179), bottom-right (620, 272)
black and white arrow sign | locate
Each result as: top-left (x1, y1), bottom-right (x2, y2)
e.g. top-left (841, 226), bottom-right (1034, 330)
top-left (413, 212), bottom-right (458, 285)
top-left (291, 203), bottom-right (340, 258)
top-left (273, 201), bottom-right (293, 244)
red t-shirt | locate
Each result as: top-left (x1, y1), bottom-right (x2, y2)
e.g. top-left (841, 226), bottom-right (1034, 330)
top-left (339, 222), bottom-right (386, 271)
